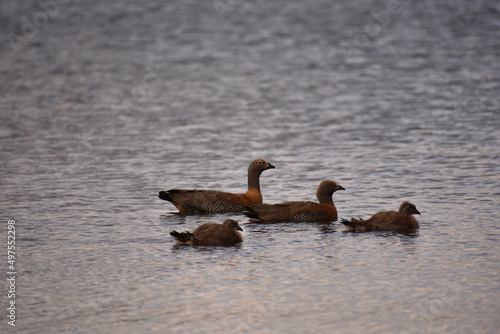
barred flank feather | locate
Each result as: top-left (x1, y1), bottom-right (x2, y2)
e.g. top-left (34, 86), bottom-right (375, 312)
top-left (291, 211), bottom-right (327, 222)
top-left (204, 200), bottom-right (245, 214)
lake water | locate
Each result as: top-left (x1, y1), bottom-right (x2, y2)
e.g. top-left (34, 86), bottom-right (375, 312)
top-left (1, 0), bottom-right (499, 333)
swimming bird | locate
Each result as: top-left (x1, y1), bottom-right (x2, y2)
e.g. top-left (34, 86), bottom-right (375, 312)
top-left (341, 201), bottom-right (420, 231)
top-left (244, 180), bottom-right (345, 222)
top-left (170, 219), bottom-right (243, 246)
top-left (158, 159), bottom-right (275, 214)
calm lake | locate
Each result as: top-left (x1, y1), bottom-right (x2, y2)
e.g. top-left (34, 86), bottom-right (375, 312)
top-left (1, 0), bottom-right (499, 333)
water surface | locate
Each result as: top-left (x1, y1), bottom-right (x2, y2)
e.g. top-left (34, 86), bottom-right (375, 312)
top-left (1, 0), bottom-right (499, 333)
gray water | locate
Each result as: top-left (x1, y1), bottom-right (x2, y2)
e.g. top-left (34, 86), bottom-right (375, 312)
top-left (1, 0), bottom-right (500, 333)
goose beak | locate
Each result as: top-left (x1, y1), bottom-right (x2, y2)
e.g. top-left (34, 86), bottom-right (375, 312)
top-left (338, 185), bottom-right (345, 191)
top-left (266, 163), bottom-right (275, 169)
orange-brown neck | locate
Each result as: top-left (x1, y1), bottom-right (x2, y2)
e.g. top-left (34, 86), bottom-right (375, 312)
top-left (242, 188), bottom-right (263, 206)
top-left (320, 202), bottom-right (338, 220)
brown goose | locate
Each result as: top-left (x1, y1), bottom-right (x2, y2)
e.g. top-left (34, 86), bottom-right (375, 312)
top-left (244, 180), bottom-right (345, 222)
top-left (341, 201), bottom-right (420, 231)
top-left (170, 219), bottom-right (243, 246)
top-left (159, 159), bottom-right (275, 214)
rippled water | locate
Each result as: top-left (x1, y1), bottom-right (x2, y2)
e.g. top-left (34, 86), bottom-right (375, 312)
top-left (1, 0), bottom-right (500, 333)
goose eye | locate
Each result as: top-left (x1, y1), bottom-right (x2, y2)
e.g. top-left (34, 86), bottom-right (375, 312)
top-left (258, 160), bottom-right (263, 165)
